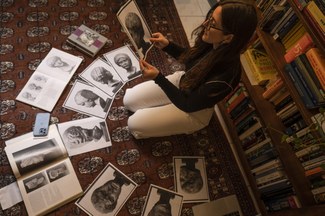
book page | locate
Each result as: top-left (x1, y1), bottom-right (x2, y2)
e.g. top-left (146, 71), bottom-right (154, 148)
top-left (5, 125), bottom-right (68, 178)
top-left (15, 48), bottom-right (82, 112)
top-left (17, 158), bottom-right (83, 216)
top-left (16, 72), bottom-right (66, 112)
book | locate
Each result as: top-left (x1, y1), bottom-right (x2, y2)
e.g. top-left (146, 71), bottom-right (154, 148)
top-left (224, 84), bottom-right (246, 107)
top-left (273, 13), bottom-right (299, 41)
top-left (305, 164), bottom-right (325, 177)
top-left (16, 48), bottom-right (82, 112)
top-left (226, 90), bottom-right (249, 113)
top-left (243, 48), bottom-right (278, 85)
top-left (247, 141), bottom-right (274, 161)
top-left (306, 48), bottom-right (325, 91)
top-left (262, 77), bottom-right (284, 99)
top-left (282, 21), bottom-right (305, 51)
top-left (270, 7), bottom-right (294, 35)
top-left (239, 121), bottom-right (263, 141)
top-left (233, 106), bottom-right (256, 126)
top-left (4, 125), bottom-right (83, 216)
top-left (305, 1), bottom-right (325, 33)
top-left (67, 24), bottom-right (108, 57)
top-left (303, 4), bottom-right (325, 43)
top-left (256, 170), bottom-right (286, 186)
top-left (251, 158), bottom-right (282, 174)
top-left (245, 138), bottom-right (272, 155)
top-left (284, 64), bottom-right (317, 109)
top-left (229, 97), bottom-right (251, 119)
top-left (294, 55), bottom-right (325, 105)
top-left (292, 0), bottom-right (308, 11)
top-left (284, 32), bottom-right (314, 63)
top-left (236, 112), bottom-right (259, 135)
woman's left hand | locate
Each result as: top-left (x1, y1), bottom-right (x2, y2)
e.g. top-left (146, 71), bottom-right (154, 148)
top-left (139, 59), bottom-right (159, 80)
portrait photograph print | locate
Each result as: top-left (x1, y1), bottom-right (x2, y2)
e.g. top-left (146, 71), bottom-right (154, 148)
top-left (173, 156), bottom-right (209, 203)
top-left (117, 0), bottom-right (153, 59)
top-left (104, 45), bottom-right (142, 82)
top-left (63, 80), bottom-right (113, 119)
top-left (57, 116), bottom-right (111, 156)
top-left (79, 58), bottom-right (124, 97)
top-left (141, 184), bottom-right (183, 216)
top-left (75, 162), bottom-right (137, 216)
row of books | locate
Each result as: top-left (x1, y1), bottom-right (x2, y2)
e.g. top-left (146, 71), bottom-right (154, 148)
top-left (223, 82), bottom-right (300, 212)
top-left (284, 116), bottom-right (325, 204)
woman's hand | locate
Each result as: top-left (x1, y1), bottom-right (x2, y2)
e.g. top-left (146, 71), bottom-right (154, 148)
top-left (139, 59), bottom-right (159, 80)
top-left (149, 32), bottom-right (169, 49)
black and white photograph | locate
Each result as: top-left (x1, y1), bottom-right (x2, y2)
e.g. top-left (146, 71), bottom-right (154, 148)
top-left (117, 0), bottom-right (153, 59)
top-left (104, 45), bottom-right (141, 82)
top-left (12, 138), bottom-right (64, 176)
top-left (141, 184), bottom-right (183, 216)
top-left (76, 163), bottom-right (137, 216)
top-left (79, 58), bottom-right (124, 97)
top-left (63, 80), bottom-right (113, 119)
top-left (23, 172), bottom-right (48, 193)
top-left (46, 162), bottom-right (69, 182)
top-left (57, 116), bottom-right (111, 156)
top-left (173, 156), bottom-right (209, 203)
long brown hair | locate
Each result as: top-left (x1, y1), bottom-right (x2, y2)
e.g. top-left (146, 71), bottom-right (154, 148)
top-left (179, 0), bottom-right (257, 90)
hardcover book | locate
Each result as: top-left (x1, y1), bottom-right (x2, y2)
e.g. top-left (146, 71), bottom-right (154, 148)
top-left (306, 48), bottom-right (325, 91)
top-left (284, 32), bottom-right (314, 63)
top-left (16, 48), bottom-right (82, 112)
top-left (4, 125), bottom-right (83, 216)
top-left (67, 24), bottom-right (108, 57)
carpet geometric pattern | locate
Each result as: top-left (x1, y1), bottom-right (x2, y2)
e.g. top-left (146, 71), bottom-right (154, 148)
top-left (0, 0), bottom-right (257, 215)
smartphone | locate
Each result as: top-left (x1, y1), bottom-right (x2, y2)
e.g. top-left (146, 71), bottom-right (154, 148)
top-left (33, 113), bottom-right (51, 137)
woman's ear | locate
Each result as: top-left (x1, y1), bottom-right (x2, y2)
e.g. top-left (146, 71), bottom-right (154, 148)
top-left (223, 34), bottom-right (234, 44)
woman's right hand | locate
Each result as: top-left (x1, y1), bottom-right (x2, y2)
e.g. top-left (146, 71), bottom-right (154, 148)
top-left (149, 32), bottom-right (169, 49)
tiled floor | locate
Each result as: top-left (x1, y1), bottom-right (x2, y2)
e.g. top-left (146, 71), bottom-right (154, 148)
top-left (173, 0), bottom-right (211, 46)
top-left (173, 0), bottom-right (261, 213)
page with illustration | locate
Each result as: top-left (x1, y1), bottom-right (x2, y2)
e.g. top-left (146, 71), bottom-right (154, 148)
top-left (5, 125), bottom-right (68, 179)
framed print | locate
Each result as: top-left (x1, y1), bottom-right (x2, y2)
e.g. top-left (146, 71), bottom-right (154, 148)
top-left (57, 116), bottom-right (111, 156)
top-left (79, 58), bottom-right (124, 97)
top-left (173, 156), bottom-right (209, 203)
top-left (117, 0), bottom-right (153, 59)
top-left (76, 163), bottom-right (137, 216)
top-left (104, 45), bottom-right (141, 82)
top-left (141, 184), bottom-right (183, 216)
top-left (63, 80), bottom-right (113, 119)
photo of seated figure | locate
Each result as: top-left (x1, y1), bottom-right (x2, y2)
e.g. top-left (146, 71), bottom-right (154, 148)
top-left (21, 91), bottom-right (36, 101)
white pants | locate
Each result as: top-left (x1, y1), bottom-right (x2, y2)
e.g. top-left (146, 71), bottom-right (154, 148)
top-left (123, 71), bottom-right (214, 139)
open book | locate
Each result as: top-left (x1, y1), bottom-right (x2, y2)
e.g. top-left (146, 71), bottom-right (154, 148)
top-left (5, 125), bottom-right (83, 216)
top-left (16, 48), bottom-right (83, 112)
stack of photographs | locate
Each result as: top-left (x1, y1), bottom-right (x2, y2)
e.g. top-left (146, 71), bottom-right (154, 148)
top-left (67, 24), bottom-right (108, 57)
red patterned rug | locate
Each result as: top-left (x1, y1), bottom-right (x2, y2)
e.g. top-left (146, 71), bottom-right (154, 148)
top-left (0, 0), bottom-right (257, 215)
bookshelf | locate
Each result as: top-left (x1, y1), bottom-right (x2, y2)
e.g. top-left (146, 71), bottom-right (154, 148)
top-left (218, 0), bottom-right (325, 215)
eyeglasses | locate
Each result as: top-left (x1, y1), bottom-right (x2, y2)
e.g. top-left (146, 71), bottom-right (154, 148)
top-left (205, 15), bottom-right (229, 33)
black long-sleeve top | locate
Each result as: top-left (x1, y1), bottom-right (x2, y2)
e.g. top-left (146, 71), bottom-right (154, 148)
top-left (154, 42), bottom-right (241, 112)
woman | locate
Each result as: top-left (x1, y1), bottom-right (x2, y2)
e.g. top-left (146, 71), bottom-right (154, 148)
top-left (123, 0), bottom-right (258, 139)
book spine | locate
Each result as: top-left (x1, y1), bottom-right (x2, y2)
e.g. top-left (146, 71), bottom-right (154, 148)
top-left (306, 48), bottom-right (325, 91)
top-left (273, 14), bottom-right (299, 41)
top-left (302, 155), bottom-right (325, 167)
top-left (262, 78), bottom-right (284, 99)
top-left (306, 1), bottom-right (325, 33)
top-left (284, 64), bottom-right (316, 109)
top-left (251, 158), bottom-right (282, 174)
top-left (284, 33), bottom-right (314, 63)
top-left (226, 90), bottom-right (249, 113)
top-left (292, 0), bottom-right (308, 11)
